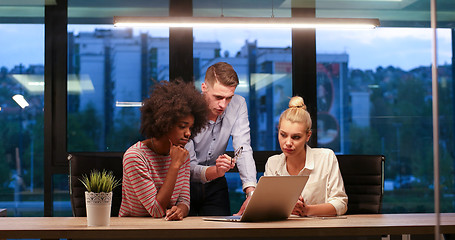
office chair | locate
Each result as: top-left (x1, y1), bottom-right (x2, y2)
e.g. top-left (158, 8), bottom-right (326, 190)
top-left (0, 209), bottom-right (5, 217)
top-left (68, 152), bottom-right (124, 217)
top-left (0, 209), bottom-right (5, 240)
top-left (336, 155), bottom-right (385, 214)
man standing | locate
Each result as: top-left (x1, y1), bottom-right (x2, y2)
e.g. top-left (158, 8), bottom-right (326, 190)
top-left (186, 62), bottom-right (257, 216)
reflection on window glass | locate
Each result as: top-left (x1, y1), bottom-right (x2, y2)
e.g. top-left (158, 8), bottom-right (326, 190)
top-left (53, 174), bottom-right (71, 216)
top-left (0, 24), bottom-right (44, 216)
top-left (193, 28), bottom-right (292, 213)
top-left (194, 28), bottom-right (292, 152)
top-left (316, 28), bottom-right (453, 213)
top-left (67, 25), bottom-right (169, 152)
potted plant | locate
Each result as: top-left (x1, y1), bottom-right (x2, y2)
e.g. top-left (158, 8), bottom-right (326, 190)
top-left (80, 169), bottom-right (121, 226)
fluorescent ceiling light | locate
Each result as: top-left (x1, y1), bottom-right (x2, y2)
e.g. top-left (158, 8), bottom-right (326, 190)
top-left (114, 16), bottom-right (380, 29)
top-left (12, 94), bottom-right (29, 109)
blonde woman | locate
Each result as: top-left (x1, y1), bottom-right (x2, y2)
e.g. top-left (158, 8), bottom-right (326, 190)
top-left (264, 96), bottom-right (348, 216)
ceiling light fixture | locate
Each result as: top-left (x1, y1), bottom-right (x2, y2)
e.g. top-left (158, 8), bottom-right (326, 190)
top-left (113, 16), bottom-right (380, 29)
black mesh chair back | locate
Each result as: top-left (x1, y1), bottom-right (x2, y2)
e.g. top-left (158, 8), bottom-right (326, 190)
top-left (68, 153), bottom-right (124, 217)
top-left (336, 155), bottom-right (385, 214)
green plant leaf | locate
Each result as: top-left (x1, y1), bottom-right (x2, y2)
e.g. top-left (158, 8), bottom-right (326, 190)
top-left (79, 169), bottom-right (121, 193)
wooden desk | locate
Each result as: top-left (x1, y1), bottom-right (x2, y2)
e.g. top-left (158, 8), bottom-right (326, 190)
top-left (0, 213), bottom-right (454, 239)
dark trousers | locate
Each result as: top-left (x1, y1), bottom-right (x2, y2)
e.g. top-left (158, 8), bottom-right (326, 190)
top-left (189, 176), bottom-right (231, 216)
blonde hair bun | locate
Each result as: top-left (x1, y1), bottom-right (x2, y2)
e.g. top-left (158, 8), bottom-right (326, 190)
top-left (288, 96), bottom-right (306, 110)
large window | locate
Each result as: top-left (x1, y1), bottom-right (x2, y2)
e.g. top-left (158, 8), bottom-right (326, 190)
top-left (0, 23), bottom-right (45, 216)
top-left (67, 0), bottom-right (170, 153)
top-left (193, 28), bottom-right (292, 151)
top-left (316, 28), bottom-right (454, 213)
top-left (193, 27), bottom-right (292, 213)
top-left (67, 25), bottom-right (169, 152)
top-left (192, 0), bottom-right (292, 154)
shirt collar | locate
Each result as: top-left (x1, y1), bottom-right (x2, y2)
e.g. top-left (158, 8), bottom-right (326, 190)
top-left (274, 145), bottom-right (314, 176)
top-left (274, 154), bottom-right (288, 176)
top-left (305, 145), bottom-right (315, 170)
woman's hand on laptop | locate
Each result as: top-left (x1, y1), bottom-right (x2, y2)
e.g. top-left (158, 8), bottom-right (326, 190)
top-left (292, 197), bottom-right (338, 217)
top-left (292, 196), bottom-right (308, 216)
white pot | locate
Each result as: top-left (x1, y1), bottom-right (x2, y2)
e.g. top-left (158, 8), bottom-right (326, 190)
top-left (85, 191), bottom-right (112, 226)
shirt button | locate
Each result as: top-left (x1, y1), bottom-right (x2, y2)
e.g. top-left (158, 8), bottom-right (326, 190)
top-left (213, 138), bottom-right (216, 141)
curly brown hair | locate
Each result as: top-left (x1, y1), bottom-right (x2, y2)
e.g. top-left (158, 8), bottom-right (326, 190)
top-left (140, 80), bottom-right (208, 139)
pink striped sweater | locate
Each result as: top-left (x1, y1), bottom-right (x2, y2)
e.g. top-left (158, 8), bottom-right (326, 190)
top-left (119, 141), bottom-right (190, 217)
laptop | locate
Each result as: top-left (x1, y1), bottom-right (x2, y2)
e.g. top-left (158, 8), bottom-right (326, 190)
top-left (203, 175), bottom-right (309, 222)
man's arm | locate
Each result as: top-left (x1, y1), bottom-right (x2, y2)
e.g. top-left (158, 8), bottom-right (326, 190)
top-left (231, 97), bottom-right (257, 192)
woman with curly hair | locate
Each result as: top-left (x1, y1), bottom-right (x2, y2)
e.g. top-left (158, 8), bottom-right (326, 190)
top-left (119, 80), bottom-right (208, 220)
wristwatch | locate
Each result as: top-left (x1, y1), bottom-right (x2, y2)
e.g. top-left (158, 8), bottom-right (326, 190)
top-left (246, 190), bottom-right (254, 198)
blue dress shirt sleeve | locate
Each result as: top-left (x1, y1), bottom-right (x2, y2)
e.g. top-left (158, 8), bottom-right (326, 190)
top-left (230, 96), bottom-right (257, 190)
top-left (185, 95), bottom-right (257, 190)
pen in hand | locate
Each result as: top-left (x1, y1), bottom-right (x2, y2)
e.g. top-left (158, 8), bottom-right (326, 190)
top-left (231, 146), bottom-right (243, 165)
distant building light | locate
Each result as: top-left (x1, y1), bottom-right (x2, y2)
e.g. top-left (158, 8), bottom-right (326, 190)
top-left (115, 101), bottom-right (143, 107)
top-left (12, 94), bottom-right (29, 109)
top-left (28, 81), bottom-right (44, 86)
